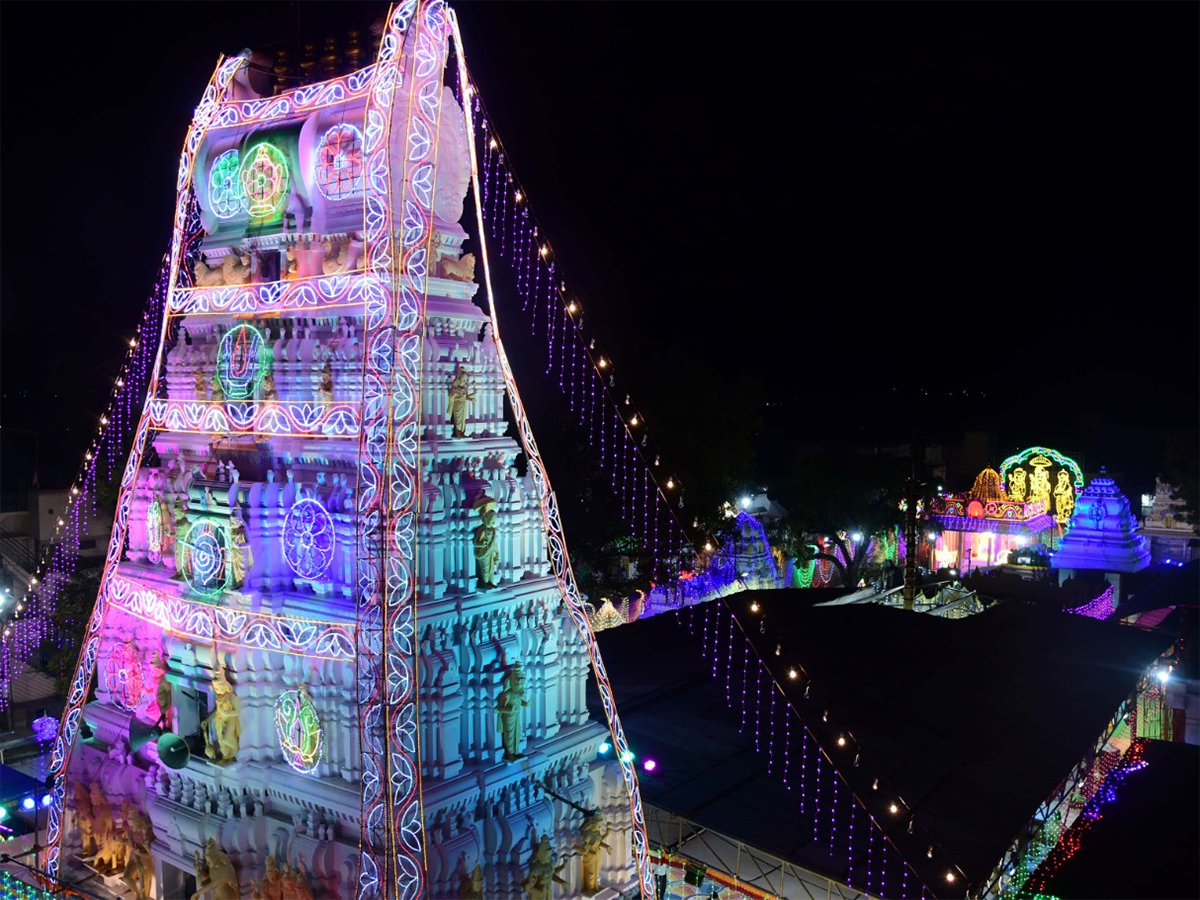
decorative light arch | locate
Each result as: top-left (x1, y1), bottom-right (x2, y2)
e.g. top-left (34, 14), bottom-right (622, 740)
top-left (238, 141), bottom-right (289, 219)
top-left (103, 643), bottom-right (145, 712)
top-left (999, 446), bottom-right (1083, 493)
top-left (274, 685), bottom-right (323, 774)
top-left (216, 323), bottom-right (268, 400)
top-left (315, 123), bottom-right (365, 199)
top-left (182, 518), bottom-right (229, 597)
top-left (207, 149), bottom-right (244, 219)
top-left (282, 498), bottom-right (336, 580)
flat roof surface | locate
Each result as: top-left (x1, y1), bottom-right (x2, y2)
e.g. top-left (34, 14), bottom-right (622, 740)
top-left (591, 592), bottom-right (1171, 899)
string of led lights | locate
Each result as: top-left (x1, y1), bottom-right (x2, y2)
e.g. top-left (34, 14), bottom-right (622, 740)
top-left (449, 14), bottom-right (655, 897)
top-left (679, 597), bottom-right (948, 898)
top-left (0, 243), bottom-right (180, 713)
top-left (41, 48), bottom-right (251, 880)
top-left (448, 65), bottom-right (720, 587)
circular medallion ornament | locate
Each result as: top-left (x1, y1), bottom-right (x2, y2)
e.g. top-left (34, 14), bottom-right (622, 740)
top-left (315, 124), bottom-right (365, 200)
top-left (239, 142), bottom-right (289, 219)
top-left (275, 686), bottom-right (323, 774)
top-left (183, 518), bottom-right (228, 596)
top-left (208, 149), bottom-right (244, 219)
top-left (217, 324), bottom-right (267, 400)
top-left (105, 643), bottom-right (145, 712)
top-left (282, 498), bottom-right (336, 580)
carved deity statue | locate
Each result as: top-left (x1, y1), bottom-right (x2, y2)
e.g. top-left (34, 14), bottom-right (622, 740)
top-left (203, 661), bottom-right (242, 763)
top-left (262, 371), bottom-right (279, 401)
top-left (192, 837), bottom-right (240, 900)
top-left (472, 500), bottom-right (499, 590)
top-left (522, 833), bottom-right (567, 900)
top-left (456, 863), bottom-right (483, 900)
top-left (121, 800), bottom-right (155, 900)
top-left (211, 373), bottom-right (226, 403)
top-left (446, 365), bottom-right (475, 438)
top-left (173, 501), bottom-right (193, 581)
top-left (318, 360), bottom-right (334, 403)
top-left (228, 511), bottom-right (255, 589)
top-left (88, 782), bottom-right (114, 865)
top-left (151, 651), bottom-right (173, 730)
top-left (72, 779), bottom-right (96, 856)
top-left (195, 367), bottom-right (209, 400)
top-left (576, 813), bottom-right (613, 893)
top-left (495, 662), bottom-right (529, 761)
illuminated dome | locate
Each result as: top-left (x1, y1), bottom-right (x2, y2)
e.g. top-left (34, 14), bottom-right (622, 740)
top-left (968, 467), bottom-right (1008, 502)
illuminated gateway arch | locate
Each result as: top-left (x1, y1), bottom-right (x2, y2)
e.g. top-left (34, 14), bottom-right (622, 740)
top-left (44, 4), bottom-right (651, 898)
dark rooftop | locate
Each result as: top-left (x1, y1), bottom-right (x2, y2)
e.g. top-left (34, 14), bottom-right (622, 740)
top-left (1033, 739), bottom-right (1200, 900)
top-left (590, 592), bottom-right (1171, 899)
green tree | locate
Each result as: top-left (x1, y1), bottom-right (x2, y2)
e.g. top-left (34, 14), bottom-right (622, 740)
top-left (1162, 428), bottom-right (1199, 527)
top-left (34, 567), bottom-right (102, 696)
top-left (773, 445), bottom-right (939, 589)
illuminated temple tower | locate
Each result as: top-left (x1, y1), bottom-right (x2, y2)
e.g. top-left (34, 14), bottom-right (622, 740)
top-left (45, 4), bottom-right (648, 899)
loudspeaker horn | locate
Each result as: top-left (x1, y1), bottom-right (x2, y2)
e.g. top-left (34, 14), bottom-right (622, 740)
top-left (128, 717), bottom-right (191, 770)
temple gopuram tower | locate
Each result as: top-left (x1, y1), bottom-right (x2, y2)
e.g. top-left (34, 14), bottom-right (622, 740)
top-left (44, 4), bottom-right (649, 899)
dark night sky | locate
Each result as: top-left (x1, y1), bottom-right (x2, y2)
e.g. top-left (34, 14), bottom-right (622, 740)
top-left (2, 1), bottom-right (1197, 503)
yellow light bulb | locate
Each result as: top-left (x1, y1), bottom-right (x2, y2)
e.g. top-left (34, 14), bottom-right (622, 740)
top-left (666, 478), bottom-right (675, 489)
top-left (489, 138), bottom-right (498, 149)
top-left (788, 668), bottom-right (798, 679)
top-left (630, 415), bottom-right (639, 426)
top-left (514, 190), bottom-right (523, 202)
top-left (598, 357), bottom-right (608, 368)
top-left (704, 542), bottom-right (713, 552)
top-left (129, 338), bottom-right (137, 347)
top-left (837, 736), bottom-right (846, 747)
top-left (568, 301), bottom-right (578, 313)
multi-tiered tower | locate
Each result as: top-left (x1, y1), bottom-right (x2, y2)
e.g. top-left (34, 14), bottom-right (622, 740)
top-left (45, 4), bottom-right (647, 899)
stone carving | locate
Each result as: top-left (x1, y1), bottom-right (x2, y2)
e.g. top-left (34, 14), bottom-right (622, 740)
top-left (495, 662), bottom-right (528, 761)
top-left (173, 500), bottom-right (193, 581)
top-left (151, 651), bottom-right (172, 729)
top-left (88, 782), bottom-right (114, 867)
top-left (262, 371), bottom-right (279, 401)
top-left (192, 837), bottom-right (239, 900)
top-left (318, 360), bottom-right (334, 403)
top-left (456, 863), bottom-right (483, 899)
top-left (121, 800), bottom-right (155, 900)
top-left (195, 251), bottom-right (251, 287)
top-left (522, 833), bottom-right (567, 900)
top-left (440, 252), bottom-right (476, 282)
top-left (72, 779), bottom-right (96, 856)
top-left (447, 365), bottom-right (475, 438)
top-left (195, 367), bottom-right (209, 400)
top-left (576, 812), bottom-right (612, 894)
top-left (472, 498), bottom-right (499, 590)
top-left (321, 238), bottom-right (351, 275)
top-left (228, 511), bottom-right (254, 589)
top-left (203, 659), bottom-right (242, 763)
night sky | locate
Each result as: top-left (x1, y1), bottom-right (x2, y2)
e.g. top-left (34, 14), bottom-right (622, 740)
top-left (2, 1), bottom-right (1196, 505)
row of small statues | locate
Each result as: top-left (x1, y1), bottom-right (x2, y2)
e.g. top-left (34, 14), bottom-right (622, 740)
top-left (73, 782), bottom-right (155, 900)
top-left (475, 814), bottom-right (610, 900)
top-left (192, 244), bottom-right (476, 288)
top-left (195, 361), bottom-right (334, 404)
top-left (193, 239), bottom-right (360, 288)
